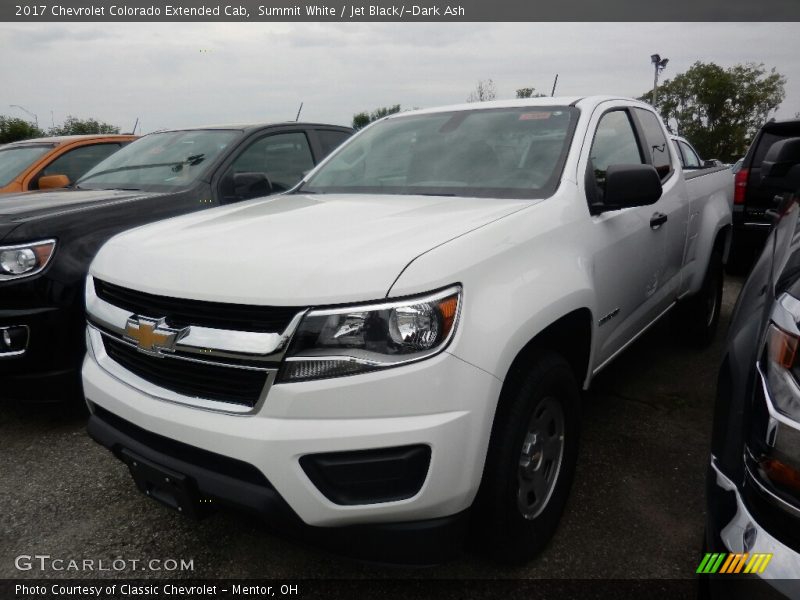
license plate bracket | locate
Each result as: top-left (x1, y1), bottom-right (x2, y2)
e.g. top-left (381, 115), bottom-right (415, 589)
top-left (120, 449), bottom-right (202, 519)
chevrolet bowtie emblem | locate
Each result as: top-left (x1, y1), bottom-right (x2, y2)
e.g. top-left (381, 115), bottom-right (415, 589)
top-left (124, 316), bottom-right (188, 355)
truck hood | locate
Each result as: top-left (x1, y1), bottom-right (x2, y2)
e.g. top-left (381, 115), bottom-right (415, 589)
top-left (91, 193), bottom-right (532, 306)
top-left (0, 188), bottom-right (159, 222)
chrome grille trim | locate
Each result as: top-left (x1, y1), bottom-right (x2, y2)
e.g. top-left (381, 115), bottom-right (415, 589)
top-left (86, 276), bottom-right (307, 363)
top-left (87, 326), bottom-right (276, 415)
top-left (85, 276), bottom-right (307, 414)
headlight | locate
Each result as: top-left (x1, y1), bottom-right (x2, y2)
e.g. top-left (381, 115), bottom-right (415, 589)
top-left (279, 285), bottom-right (461, 382)
top-left (0, 239), bottom-right (56, 281)
top-left (749, 293), bottom-right (800, 509)
top-left (763, 293), bottom-right (800, 421)
top-left (765, 323), bottom-right (800, 419)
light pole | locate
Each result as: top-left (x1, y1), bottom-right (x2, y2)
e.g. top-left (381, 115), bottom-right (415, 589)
top-left (650, 54), bottom-right (669, 109)
top-left (9, 104), bottom-right (39, 128)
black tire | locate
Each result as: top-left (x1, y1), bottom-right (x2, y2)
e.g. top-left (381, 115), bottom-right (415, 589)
top-left (724, 243), bottom-right (749, 276)
top-left (676, 248), bottom-right (724, 347)
top-left (475, 350), bottom-right (580, 564)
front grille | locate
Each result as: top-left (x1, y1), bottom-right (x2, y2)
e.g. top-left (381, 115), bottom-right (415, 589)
top-left (103, 337), bottom-right (267, 407)
top-left (94, 278), bottom-right (302, 333)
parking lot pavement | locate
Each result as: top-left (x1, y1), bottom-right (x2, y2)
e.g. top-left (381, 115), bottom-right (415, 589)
top-left (0, 276), bottom-right (744, 580)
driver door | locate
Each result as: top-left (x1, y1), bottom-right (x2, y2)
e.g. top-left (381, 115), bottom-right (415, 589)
top-left (218, 131), bottom-right (315, 203)
top-left (586, 108), bottom-right (674, 368)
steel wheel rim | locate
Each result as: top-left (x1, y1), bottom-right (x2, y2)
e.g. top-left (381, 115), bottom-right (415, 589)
top-left (517, 395), bottom-right (565, 520)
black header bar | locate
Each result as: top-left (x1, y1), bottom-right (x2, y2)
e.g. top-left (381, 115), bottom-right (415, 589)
top-left (3, 0), bottom-right (799, 22)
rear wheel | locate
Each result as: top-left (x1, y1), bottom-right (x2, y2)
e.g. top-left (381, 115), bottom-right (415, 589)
top-left (476, 350), bottom-right (580, 564)
top-left (676, 248), bottom-right (723, 347)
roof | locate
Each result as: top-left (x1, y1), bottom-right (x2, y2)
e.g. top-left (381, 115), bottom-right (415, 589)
top-left (148, 122), bottom-right (352, 134)
top-left (6, 134), bottom-right (137, 146)
top-left (386, 96), bottom-right (648, 119)
top-left (761, 118), bottom-right (800, 130)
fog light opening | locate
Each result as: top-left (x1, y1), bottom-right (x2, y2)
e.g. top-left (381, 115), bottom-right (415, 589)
top-left (0, 325), bottom-right (29, 355)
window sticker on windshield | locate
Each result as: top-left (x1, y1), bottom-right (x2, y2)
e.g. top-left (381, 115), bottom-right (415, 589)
top-left (519, 112), bottom-right (552, 121)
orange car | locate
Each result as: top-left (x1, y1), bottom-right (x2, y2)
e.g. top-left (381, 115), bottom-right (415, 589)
top-left (0, 134), bottom-right (137, 194)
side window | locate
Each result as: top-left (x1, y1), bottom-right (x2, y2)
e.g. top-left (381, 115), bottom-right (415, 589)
top-left (752, 132), bottom-right (785, 166)
top-left (588, 110), bottom-right (644, 192)
top-left (672, 139), bottom-right (686, 168)
top-left (316, 129), bottom-right (352, 157)
top-left (633, 108), bottom-right (673, 180)
top-left (32, 143), bottom-right (121, 188)
top-left (679, 141), bottom-right (701, 168)
top-left (221, 132), bottom-right (314, 202)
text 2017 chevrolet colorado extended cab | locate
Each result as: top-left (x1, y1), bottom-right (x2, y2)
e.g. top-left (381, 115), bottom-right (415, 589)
top-left (83, 97), bottom-right (733, 564)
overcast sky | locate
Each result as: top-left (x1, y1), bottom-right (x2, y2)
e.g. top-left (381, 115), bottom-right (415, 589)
top-left (2, 22), bottom-right (798, 133)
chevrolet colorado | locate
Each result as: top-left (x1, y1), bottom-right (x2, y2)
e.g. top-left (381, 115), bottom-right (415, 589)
top-left (83, 97), bottom-right (733, 563)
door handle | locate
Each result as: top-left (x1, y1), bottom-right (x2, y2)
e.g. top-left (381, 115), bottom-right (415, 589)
top-left (650, 212), bottom-right (668, 230)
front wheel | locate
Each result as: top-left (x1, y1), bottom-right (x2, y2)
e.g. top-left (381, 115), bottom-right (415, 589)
top-left (475, 350), bottom-right (581, 564)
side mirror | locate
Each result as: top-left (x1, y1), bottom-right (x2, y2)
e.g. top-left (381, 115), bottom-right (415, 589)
top-left (596, 164), bottom-right (662, 213)
top-left (231, 172), bottom-right (272, 201)
top-left (38, 174), bottom-right (71, 190)
top-left (703, 159), bottom-right (720, 168)
top-left (761, 138), bottom-right (800, 192)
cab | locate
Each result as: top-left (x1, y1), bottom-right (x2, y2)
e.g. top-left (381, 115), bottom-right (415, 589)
top-left (0, 134), bottom-right (136, 194)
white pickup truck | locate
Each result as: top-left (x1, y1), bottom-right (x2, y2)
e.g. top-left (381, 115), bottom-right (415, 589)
top-left (82, 96), bottom-right (733, 564)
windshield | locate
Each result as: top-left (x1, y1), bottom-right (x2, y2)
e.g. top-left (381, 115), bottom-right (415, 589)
top-left (300, 106), bottom-right (579, 199)
top-left (0, 144), bottom-right (54, 187)
top-left (76, 129), bottom-right (241, 191)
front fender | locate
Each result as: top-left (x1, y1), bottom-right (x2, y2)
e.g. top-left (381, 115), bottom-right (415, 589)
top-left (387, 191), bottom-right (596, 385)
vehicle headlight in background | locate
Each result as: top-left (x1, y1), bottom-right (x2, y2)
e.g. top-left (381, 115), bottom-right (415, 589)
top-left (763, 292), bottom-right (800, 421)
top-left (0, 239), bottom-right (56, 281)
top-left (280, 285), bottom-right (461, 382)
top-left (751, 293), bottom-right (800, 507)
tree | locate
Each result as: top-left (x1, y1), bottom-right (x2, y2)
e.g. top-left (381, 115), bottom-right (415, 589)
top-left (467, 79), bottom-right (496, 103)
top-left (516, 87), bottom-right (547, 99)
top-left (48, 115), bottom-right (120, 136)
top-left (352, 105), bottom-right (401, 130)
top-left (0, 116), bottom-right (44, 143)
top-left (640, 61), bottom-right (786, 161)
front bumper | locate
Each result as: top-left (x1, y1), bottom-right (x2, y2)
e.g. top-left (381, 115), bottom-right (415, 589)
top-left (706, 459), bottom-right (800, 598)
top-left (82, 348), bottom-right (501, 530)
top-left (86, 403), bottom-right (468, 564)
top-left (0, 294), bottom-right (83, 401)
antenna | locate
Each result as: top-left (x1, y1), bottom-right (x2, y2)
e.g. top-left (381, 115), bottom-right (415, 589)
top-left (551, 74), bottom-right (559, 97)
top-left (131, 117), bottom-right (139, 135)
top-left (295, 102), bottom-right (303, 122)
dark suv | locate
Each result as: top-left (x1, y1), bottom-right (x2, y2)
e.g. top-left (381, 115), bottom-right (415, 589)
top-left (706, 137), bottom-right (800, 598)
top-left (731, 119), bottom-right (800, 270)
top-left (0, 122), bottom-right (352, 402)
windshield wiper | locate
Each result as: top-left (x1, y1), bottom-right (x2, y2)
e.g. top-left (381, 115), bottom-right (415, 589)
top-left (78, 162), bottom-right (185, 183)
top-left (77, 155), bottom-right (206, 184)
top-left (405, 192), bottom-right (457, 197)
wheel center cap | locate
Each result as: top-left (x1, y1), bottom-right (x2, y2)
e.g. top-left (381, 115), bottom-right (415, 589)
top-left (520, 433), bottom-right (543, 471)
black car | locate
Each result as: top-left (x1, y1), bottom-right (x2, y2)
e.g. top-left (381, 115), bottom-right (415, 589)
top-left (0, 122), bottom-right (352, 402)
top-left (706, 137), bottom-right (800, 598)
top-left (730, 119), bottom-right (800, 271)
